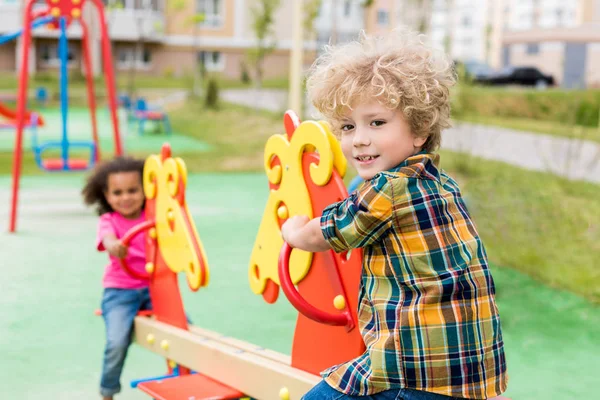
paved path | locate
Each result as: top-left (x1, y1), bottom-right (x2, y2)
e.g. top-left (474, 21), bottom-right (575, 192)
top-left (222, 88), bottom-right (600, 184)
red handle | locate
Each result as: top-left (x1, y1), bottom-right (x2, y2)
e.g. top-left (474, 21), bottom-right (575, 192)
top-left (278, 242), bottom-right (354, 329)
top-left (118, 220), bottom-right (156, 281)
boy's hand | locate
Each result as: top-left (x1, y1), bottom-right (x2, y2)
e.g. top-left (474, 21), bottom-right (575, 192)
top-left (105, 239), bottom-right (128, 259)
top-left (281, 215), bottom-right (330, 252)
top-left (281, 215), bottom-right (310, 245)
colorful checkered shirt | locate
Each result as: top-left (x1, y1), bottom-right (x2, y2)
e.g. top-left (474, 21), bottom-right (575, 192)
top-left (320, 153), bottom-right (507, 399)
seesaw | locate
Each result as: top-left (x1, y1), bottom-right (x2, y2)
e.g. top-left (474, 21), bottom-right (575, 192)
top-left (119, 110), bottom-right (365, 400)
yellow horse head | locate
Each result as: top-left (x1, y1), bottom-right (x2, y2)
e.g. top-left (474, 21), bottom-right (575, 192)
top-left (143, 144), bottom-right (210, 291)
top-left (248, 111), bottom-right (346, 300)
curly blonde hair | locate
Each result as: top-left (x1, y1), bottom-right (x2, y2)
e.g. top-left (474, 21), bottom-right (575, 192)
top-left (306, 29), bottom-right (456, 152)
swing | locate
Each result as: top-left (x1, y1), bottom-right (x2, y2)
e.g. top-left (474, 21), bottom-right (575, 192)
top-left (32, 17), bottom-right (96, 172)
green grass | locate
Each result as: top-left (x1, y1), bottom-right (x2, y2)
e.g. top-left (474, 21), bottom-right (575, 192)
top-left (0, 71), bottom-right (288, 93)
top-left (439, 151), bottom-right (600, 303)
top-left (454, 114), bottom-right (600, 143)
top-left (0, 100), bottom-right (281, 176)
top-left (1, 97), bottom-right (599, 303)
top-left (163, 100), bottom-right (282, 173)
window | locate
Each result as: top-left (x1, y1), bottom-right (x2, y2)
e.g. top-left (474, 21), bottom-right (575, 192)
top-left (196, 0), bottom-right (224, 28)
top-left (377, 10), bottom-right (388, 26)
top-left (39, 43), bottom-right (76, 67)
top-left (526, 43), bottom-right (539, 54)
top-left (198, 51), bottom-right (224, 72)
top-left (344, 1), bottom-right (351, 17)
top-left (116, 45), bottom-right (152, 69)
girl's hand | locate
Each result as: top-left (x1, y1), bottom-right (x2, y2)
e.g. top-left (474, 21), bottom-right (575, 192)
top-left (281, 215), bottom-right (310, 245)
top-left (106, 240), bottom-right (128, 259)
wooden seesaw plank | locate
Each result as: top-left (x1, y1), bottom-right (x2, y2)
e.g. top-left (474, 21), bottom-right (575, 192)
top-left (188, 325), bottom-right (291, 365)
top-left (134, 317), bottom-right (320, 400)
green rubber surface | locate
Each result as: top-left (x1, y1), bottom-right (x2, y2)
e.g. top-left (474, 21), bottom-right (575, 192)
top-left (0, 174), bottom-right (598, 399)
top-left (0, 107), bottom-right (211, 154)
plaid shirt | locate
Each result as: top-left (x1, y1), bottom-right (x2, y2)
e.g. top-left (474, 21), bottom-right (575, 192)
top-left (320, 153), bottom-right (507, 399)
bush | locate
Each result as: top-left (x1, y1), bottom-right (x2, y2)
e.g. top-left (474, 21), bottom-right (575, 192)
top-left (205, 78), bottom-right (219, 109)
top-left (240, 61), bottom-right (251, 84)
top-left (451, 85), bottom-right (600, 127)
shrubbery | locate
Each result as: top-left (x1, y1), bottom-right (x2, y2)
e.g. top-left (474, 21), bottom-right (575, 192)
top-left (452, 85), bottom-right (600, 127)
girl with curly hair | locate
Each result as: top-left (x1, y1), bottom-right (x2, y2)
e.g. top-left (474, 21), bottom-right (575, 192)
top-left (82, 156), bottom-right (149, 400)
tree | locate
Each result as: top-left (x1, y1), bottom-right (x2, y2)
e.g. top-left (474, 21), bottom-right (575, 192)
top-left (247, 0), bottom-right (280, 89)
top-left (303, 0), bottom-right (322, 40)
top-left (170, 0), bottom-right (205, 97)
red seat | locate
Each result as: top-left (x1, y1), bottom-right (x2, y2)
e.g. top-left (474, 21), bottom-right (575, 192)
top-left (43, 158), bottom-right (89, 171)
top-left (137, 373), bottom-right (245, 400)
top-left (137, 110), bottom-right (165, 120)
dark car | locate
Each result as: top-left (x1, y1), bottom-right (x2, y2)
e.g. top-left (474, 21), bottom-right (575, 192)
top-left (475, 66), bottom-right (555, 88)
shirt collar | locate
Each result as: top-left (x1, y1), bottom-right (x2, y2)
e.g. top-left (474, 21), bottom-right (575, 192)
top-left (384, 152), bottom-right (441, 180)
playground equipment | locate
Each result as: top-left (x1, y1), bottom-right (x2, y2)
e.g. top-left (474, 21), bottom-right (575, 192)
top-left (117, 111), bottom-right (364, 399)
top-left (0, 101), bottom-right (45, 131)
top-left (7, 0), bottom-right (123, 232)
top-left (134, 97), bottom-right (172, 135)
top-left (119, 95), bottom-right (172, 135)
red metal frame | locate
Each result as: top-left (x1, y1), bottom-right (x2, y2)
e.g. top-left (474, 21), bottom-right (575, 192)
top-left (9, 0), bottom-right (123, 233)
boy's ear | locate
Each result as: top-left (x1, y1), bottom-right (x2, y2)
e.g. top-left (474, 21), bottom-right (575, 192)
top-left (413, 135), bottom-right (427, 148)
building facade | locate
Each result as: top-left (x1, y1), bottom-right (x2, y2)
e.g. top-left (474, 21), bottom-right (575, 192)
top-left (363, 0), bottom-right (600, 88)
top-left (501, 0), bottom-right (600, 88)
top-left (0, 0), bottom-right (361, 81)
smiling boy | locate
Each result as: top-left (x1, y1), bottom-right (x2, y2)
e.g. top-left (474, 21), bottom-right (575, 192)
top-left (281, 30), bottom-right (508, 400)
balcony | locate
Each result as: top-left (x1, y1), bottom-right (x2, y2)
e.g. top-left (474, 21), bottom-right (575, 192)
top-left (0, 2), bottom-right (21, 35)
top-left (0, 2), bottom-right (164, 43)
top-left (106, 8), bottom-right (165, 42)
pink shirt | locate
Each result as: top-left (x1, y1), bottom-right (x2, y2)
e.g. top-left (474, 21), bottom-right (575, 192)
top-left (96, 211), bottom-right (149, 289)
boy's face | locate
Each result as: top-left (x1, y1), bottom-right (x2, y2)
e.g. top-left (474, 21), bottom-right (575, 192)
top-left (339, 101), bottom-right (426, 180)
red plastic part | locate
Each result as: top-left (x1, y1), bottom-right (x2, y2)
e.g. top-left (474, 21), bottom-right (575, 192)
top-left (261, 278), bottom-right (279, 304)
top-left (279, 242), bottom-right (353, 328)
top-left (275, 111), bottom-right (366, 375)
top-left (119, 219), bottom-right (155, 281)
top-left (42, 158), bottom-right (89, 171)
top-left (138, 111), bottom-right (165, 120)
top-left (137, 373), bottom-right (245, 400)
top-left (0, 102), bottom-right (45, 126)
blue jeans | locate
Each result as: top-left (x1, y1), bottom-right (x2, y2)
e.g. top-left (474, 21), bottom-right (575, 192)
top-left (302, 380), bottom-right (465, 400)
top-left (100, 288), bottom-right (152, 397)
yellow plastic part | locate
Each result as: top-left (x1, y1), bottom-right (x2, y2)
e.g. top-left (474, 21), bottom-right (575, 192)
top-left (72, 0), bottom-right (81, 4)
top-left (277, 205), bottom-right (288, 219)
top-left (160, 340), bottom-right (169, 350)
top-left (51, 7), bottom-right (60, 17)
top-left (146, 333), bottom-right (155, 344)
top-left (333, 295), bottom-right (346, 310)
top-left (249, 121), bottom-right (343, 295)
top-left (145, 262), bottom-right (155, 274)
top-left (148, 227), bottom-right (157, 239)
top-left (168, 360), bottom-right (177, 369)
top-left (318, 120), bottom-right (347, 178)
top-left (143, 154), bottom-right (210, 290)
top-left (71, 8), bottom-right (81, 18)
top-left (279, 387), bottom-right (290, 400)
